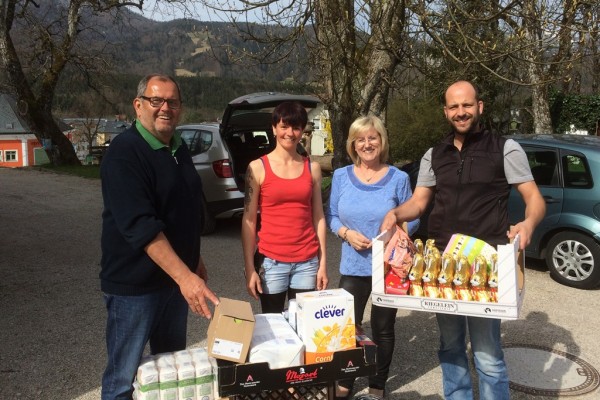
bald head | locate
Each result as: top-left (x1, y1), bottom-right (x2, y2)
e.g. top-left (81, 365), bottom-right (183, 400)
top-left (443, 81), bottom-right (483, 135)
top-left (444, 81), bottom-right (479, 105)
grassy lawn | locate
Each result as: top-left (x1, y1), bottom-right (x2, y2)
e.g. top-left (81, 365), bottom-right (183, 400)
top-left (37, 163), bottom-right (101, 179)
top-left (35, 163), bottom-right (334, 192)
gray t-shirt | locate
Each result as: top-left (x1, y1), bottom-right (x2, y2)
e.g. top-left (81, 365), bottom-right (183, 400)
top-left (416, 138), bottom-right (533, 187)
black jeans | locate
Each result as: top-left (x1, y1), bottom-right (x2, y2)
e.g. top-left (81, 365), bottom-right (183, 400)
top-left (338, 275), bottom-right (398, 392)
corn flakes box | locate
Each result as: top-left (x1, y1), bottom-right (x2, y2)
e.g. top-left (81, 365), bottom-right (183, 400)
top-left (295, 288), bottom-right (355, 364)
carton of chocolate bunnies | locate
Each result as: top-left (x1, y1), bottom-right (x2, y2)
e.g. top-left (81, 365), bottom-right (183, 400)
top-left (371, 225), bottom-right (524, 319)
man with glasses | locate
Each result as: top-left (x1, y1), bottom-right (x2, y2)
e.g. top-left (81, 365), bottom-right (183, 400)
top-left (100, 74), bottom-right (220, 399)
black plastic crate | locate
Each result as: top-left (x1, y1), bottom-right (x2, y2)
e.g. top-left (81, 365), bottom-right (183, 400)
top-left (218, 334), bottom-right (376, 399)
top-left (231, 383), bottom-right (331, 399)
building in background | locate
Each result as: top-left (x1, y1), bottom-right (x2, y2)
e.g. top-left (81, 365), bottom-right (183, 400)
top-left (63, 117), bottom-right (130, 163)
top-left (307, 105), bottom-right (329, 156)
top-left (0, 93), bottom-right (48, 168)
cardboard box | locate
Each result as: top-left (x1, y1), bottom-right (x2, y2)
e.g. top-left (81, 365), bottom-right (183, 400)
top-left (216, 332), bottom-right (376, 398)
top-left (371, 230), bottom-right (525, 319)
top-left (249, 313), bottom-right (305, 369)
top-left (295, 289), bottom-right (356, 364)
top-left (207, 298), bottom-right (255, 363)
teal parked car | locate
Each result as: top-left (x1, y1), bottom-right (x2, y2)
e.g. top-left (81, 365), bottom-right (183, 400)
top-left (507, 134), bottom-right (600, 289)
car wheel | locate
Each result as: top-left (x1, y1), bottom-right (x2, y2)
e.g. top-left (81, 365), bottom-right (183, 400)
top-left (545, 231), bottom-right (600, 289)
top-left (200, 197), bottom-right (217, 235)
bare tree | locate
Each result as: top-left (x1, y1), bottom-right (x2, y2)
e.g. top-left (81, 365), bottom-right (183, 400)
top-left (0, 0), bottom-right (141, 165)
top-left (197, 0), bottom-right (411, 168)
top-left (68, 117), bottom-right (102, 159)
top-left (412, 0), bottom-right (600, 134)
top-left (198, 0), bottom-right (599, 162)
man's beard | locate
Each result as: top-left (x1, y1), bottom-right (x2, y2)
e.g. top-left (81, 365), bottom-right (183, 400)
top-left (451, 112), bottom-right (480, 135)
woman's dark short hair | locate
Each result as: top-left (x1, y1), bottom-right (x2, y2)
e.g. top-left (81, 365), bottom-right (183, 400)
top-left (272, 101), bottom-right (308, 130)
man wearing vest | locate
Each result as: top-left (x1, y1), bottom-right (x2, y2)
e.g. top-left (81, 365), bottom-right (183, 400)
top-left (382, 80), bottom-right (545, 399)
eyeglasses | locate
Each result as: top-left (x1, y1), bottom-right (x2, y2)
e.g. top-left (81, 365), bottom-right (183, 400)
top-left (355, 136), bottom-right (380, 145)
top-left (139, 96), bottom-right (182, 110)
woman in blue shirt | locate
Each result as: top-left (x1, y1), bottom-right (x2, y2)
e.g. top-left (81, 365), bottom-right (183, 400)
top-left (327, 115), bottom-right (418, 399)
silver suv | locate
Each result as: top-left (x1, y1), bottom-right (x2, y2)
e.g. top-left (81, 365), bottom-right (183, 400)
top-left (176, 123), bottom-right (244, 234)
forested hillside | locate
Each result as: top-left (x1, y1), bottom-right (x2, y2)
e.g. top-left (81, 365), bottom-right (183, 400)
top-left (105, 18), bottom-right (310, 83)
top-left (19, 4), bottom-right (313, 122)
top-left (4, 0), bottom-right (598, 167)
top-left (54, 72), bottom-right (313, 122)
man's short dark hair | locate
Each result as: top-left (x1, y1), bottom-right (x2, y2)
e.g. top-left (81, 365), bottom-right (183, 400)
top-left (469, 81), bottom-right (481, 102)
top-left (272, 101), bottom-right (308, 129)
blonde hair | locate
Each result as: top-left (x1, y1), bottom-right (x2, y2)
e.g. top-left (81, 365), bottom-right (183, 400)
top-left (346, 115), bottom-right (390, 166)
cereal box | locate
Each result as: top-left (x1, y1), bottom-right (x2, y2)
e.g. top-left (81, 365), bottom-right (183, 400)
top-left (295, 289), bottom-right (355, 364)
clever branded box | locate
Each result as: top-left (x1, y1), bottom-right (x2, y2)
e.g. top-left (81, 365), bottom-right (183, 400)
top-left (207, 297), bottom-right (255, 363)
top-left (295, 288), bottom-right (356, 364)
top-left (371, 230), bottom-right (525, 319)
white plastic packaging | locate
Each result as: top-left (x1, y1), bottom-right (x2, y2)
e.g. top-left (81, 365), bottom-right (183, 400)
top-left (249, 313), bottom-right (304, 368)
top-left (175, 350), bottom-right (197, 400)
top-left (135, 356), bottom-right (160, 400)
top-left (189, 347), bottom-right (217, 400)
top-left (156, 354), bottom-right (178, 400)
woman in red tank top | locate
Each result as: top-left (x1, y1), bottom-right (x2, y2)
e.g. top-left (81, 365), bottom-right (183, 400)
top-left (241, 101), bottom-right (328, 313)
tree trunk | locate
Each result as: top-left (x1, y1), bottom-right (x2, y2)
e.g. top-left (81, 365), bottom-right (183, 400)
top-left (314, 0), bottom-right (357, 170)
top-left (359, 49), bottom-right (398, 121)
top-left (328, 103), bottom-right (354, 169)
top-left (0, 1), bottom-right (81, 165)
top-left (22, 99), bottom-right (81, 165)
top-left (530, 83), bottom-right (553, 134)
top-left (358, 0), bottom-right (406, 119)
top-left (522, 1), bottom-right (553, 135)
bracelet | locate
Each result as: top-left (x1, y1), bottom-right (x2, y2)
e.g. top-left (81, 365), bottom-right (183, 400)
top-left (342, 227), bottom-right (350, 242)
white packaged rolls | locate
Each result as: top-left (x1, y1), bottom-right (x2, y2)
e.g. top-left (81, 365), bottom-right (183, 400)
top-left (135, 356), bottom-right (160, 400)
top-left (156, 354), bottom-right (178, 400)
top-left (249, 313), bottom-right (304, 369)
top-left (175, 350), bottom-right (196, 400)
top-left (189, 347), bottom-right (217, 400)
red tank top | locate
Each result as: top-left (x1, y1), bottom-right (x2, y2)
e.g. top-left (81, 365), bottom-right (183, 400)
top-left (257, 155), bottom-right (319, 262)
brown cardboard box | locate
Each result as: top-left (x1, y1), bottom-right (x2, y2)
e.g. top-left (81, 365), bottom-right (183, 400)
top-left (207, 298), bottom-right (255, 363)
top-left (371, 230), bottom-right (525, 319)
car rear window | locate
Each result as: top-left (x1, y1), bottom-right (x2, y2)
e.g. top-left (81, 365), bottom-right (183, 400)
top-left (563, 154), bottom-right (593, 188)
top-left (179, 129), bottom-right (213, 155)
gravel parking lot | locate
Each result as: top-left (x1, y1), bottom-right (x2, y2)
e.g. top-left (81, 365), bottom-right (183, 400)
top-left (1, 167), bottom-right (599, 399)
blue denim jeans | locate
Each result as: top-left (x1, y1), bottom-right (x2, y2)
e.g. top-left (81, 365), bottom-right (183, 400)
top-left (101, 287), bottom-right (188, 400)
top-left (260, 255), bottom-right (319, 294)
top-left (436, 314), bottom-right (509, 400)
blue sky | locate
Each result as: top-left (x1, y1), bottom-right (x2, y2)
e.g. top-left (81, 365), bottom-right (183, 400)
top-left (129, 1), bottom-right (262, 22)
